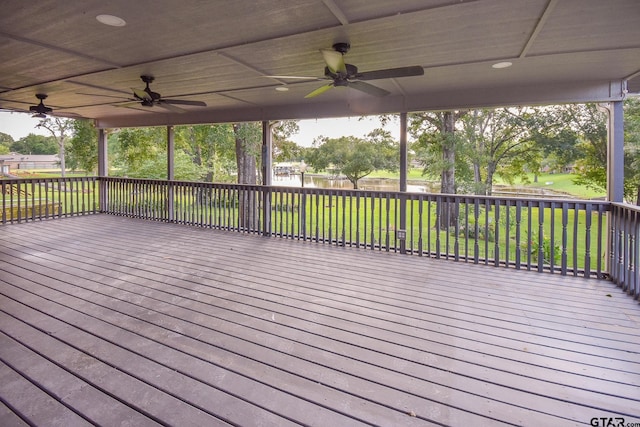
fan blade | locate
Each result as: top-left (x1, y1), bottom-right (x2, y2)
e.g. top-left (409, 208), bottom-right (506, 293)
top-left (113, 102), bottom-right (164, 113)
top-left (113, 102), bottom-right (141, 108)
top-left (349, 81), bottom-right (390, 97)
top-left (162, 99), bottom-right (207, 107)
top-left (77, 92), bottom-right (129, 100)
top-left (132, 88), bottom-right (152, 101)
top-left (321, 49), bottom-right (347, 74)
top-left (157, 101), bottom-right (187, 113)
top-left (304, 83), bottom-right (334, 98)
top-left (264, 75), bottom-right (321, 80)
top-left (357, 65), bottom-right (424, 81)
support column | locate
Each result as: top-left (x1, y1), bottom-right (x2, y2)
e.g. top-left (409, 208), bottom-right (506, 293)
top-left (399, 112), bottom-right (408, 254)
top-left (606, 101), bottom-right (624, 203)
top-left (400, 112), bottom-right (408, 192)
top-left (602, 101), bottom-right (625, 279)
top-left (97, 128), bottom-right (108, 212)
top-left (167, 125), bottom-right (175, 222)
top-left (167, 125), bottom-right (175, 180)
top-left (261, 121), bottom-right (273, 236)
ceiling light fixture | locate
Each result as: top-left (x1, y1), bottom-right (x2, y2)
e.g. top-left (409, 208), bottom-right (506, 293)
top-left (492, 61), bottom-right (513, 69)
top-left (96, 14), bottom-right (126, 27)
top-left (275, 86), bottom-right (289, 92)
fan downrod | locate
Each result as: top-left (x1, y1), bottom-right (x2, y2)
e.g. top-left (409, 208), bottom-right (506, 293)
top-left (332, 42), bottom-right (350, 55)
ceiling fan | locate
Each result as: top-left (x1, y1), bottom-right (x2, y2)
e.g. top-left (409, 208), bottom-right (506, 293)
top-left (29, 94), bottom-right (53, 118)
top-left (116, 75), bottom-right (207, 112)
top-left (268, 43), bottom-right (424, 98)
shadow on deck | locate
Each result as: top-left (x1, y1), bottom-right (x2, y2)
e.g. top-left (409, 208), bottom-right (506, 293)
top-left (0, 215), bottom-right (638, 426)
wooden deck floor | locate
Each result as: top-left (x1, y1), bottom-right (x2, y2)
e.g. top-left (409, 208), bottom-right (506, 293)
top-left (0, 215), bottom-right (638, 427)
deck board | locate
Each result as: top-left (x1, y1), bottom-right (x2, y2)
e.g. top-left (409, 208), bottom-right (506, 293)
top-left (1, 215), bottom-right (639, 426)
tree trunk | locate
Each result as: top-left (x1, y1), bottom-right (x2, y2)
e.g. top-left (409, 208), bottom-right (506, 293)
top-left (485, 163), bottom-right (496, 196)
top-left (441, 111), bottom-right (456, 195)
top-left (59, 140), bottom-right (66, 177)
top-left (234, 124), bottom-right (258, 231)
top-left (438, 111), bottom-right (458, 229)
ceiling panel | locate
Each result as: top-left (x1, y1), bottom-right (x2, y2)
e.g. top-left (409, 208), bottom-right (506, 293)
top-left (1, 0), bottom-right (638, 128)
top-left (527, 0), bottom-right (640, 56)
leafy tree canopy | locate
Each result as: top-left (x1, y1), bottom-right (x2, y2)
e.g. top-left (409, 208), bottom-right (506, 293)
top-left (0, 132), bottom-right (14, 153)
top-left (10, 133), bottom-right (58, 155)
top-left (67, 119), bottom-right (98, 173)
top-left (306, 130), bottom-right (398, 189)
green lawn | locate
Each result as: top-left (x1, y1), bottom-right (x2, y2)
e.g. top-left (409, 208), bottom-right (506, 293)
top-left (368, 170), bottom-right (605, 199)
top-left (501, 173), bottom-right (605, 199)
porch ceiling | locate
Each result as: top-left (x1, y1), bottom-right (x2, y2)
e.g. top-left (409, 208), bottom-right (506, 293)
top-left (1, 0), bottom-right (639, 128)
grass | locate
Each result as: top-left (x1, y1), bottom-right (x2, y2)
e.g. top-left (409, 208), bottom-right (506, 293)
top-left (367, 169), bottom-right (606, 199)
top-left (4, 170), bottom-right (91, 179)
top-left (504, 173), bottom-right (605, 199)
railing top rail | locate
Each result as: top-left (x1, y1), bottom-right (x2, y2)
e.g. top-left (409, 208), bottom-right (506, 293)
top-left (611, 201), bottom-right (640, 213)
top-left (1, 176), bottom-right (98, 182)
top-left (96, 176), bottom-right (612, 207)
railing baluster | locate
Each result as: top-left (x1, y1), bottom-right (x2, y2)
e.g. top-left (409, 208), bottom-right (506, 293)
top-left (5, 176), bottom-right (623, 282)
top-left (504, 200), bottom-right (510, 267)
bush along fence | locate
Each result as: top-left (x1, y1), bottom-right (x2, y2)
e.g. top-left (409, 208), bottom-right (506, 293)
top-left (2, 177), bottom-right (638, 297)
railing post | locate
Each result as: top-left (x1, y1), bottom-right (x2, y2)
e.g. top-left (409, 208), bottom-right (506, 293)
top-left (399, 112), bottom-right (408, 254)
top-left (97, 128), bottom-right (108, 212)
top-left (167, 126), bottom-right (175, 222)
top-left (262, 121), bottom-right (273, 236)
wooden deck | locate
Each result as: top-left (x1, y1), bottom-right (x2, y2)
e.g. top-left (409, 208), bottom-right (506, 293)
top-left (0, 215), bottom-right (638, 427)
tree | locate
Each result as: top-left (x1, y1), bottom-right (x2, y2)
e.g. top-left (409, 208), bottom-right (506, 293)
top-left (232, 122), bottom-right (262, 230)
top-left (271, 120), bottom-right (301, 163)
top-left (567, 100), bottom-right (640, 204)
top-left (113, 127), bottom-right (166, 178)
top-left (10, 133), bottom-right (58, 155)
top-left (460, 108), bottom-right (537, 195)
top-left (306, 131), bottom-right (398, 189)
top-left (410, 111), bottom-right (468, 194)
top-left (176, 124), bottom-right (236, 182)
top-left (37, 117), bottom-right (74, 176)
top-left (623, 98), bottom-right (640, 204)
top-left (409, 111), bottom-right (469, 228)
top-left (67, 119), bottom-right (98, 174)
top-left (560, 104), bottom-right (609, 197)
top-left (233, 122), bottom-right (261, 185)
top-left (0, 132), bottom-right (13, 154)
top-left (123, 150), bottom-right (202, 181)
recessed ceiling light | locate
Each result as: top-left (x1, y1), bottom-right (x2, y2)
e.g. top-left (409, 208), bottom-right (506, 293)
top-left (492, 61), bottom-right (513, 69)
top-left (96, 14), bottom-right (126, 27)
top-left (275, 86), bottom-right (289, 92)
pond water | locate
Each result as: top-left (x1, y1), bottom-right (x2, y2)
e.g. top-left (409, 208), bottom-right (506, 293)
top-left (272, 174), bottom-right (578, 198)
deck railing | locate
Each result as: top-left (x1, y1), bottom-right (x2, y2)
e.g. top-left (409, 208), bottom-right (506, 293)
top-left (100, 177), bottom-right (614, 280)
top-left (4, 176), bottom-right (636, 293)
top-left (610, 203), bottom-right (640, 298)
top-left (1, 177), bottom-right (98, 224)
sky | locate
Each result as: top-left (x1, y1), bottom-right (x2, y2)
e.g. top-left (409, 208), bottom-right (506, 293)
top-left (0, 111), bottom-right (50, 140)
top-left (0, 111), bottom-right (399, 146)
